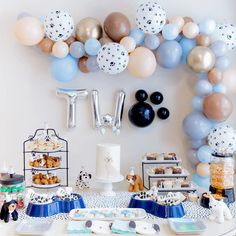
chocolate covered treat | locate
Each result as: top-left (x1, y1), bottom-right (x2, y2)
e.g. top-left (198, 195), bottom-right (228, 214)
top-left (164, 153), bottom-right (176, 160)
top-left (173, 166), bottom-right (182, 174)
top-left (155, 167), bottom-right (165, 174)
top-left (146, 153), bottom-right (157, 160)
top-left (181, 180), bottom-right (190, 188)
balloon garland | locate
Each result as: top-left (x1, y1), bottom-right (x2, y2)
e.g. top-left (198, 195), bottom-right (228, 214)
top-left (14, 1), bottom-right (236, 188)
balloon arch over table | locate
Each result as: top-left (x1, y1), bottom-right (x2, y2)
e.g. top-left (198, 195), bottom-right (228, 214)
top-left (14, 2), bottom-right (236, 188)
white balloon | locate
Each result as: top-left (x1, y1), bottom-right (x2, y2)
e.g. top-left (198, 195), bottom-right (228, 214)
top-left (44, 10), bottom-right (74, 41)
top-left (135, 1), bottom-right (166, 34)
top-left (212, 23), bottom-right (236, 50)
top-left (97, 43), bottom-right (129, 75)
top-left (208, 124), bottom-right (236, 155)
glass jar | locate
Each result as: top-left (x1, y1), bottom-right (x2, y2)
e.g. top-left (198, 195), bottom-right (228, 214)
top-left (0, 173), bottom-right (25, 209)
top-left (210, 153), bottom-right (234, 190)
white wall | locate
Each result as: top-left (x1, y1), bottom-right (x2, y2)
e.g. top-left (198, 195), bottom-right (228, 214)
top-left (0, 0), bottom-right (236, 187)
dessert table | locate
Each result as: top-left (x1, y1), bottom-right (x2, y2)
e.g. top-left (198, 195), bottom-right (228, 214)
top-left (1, 191), bottom-right (236, 236)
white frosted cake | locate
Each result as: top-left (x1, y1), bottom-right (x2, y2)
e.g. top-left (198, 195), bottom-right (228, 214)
top-left (95, 143), bottom-right (121, 180)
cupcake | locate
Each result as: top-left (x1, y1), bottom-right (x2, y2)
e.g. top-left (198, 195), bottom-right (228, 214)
top-left (164, 153), bottom-right (176, 160)
top-left (181, 181), bottom-right (190, 188)
top-left (146, 152), bottom-right (157, 160)
top-left (155, 167), bottom-right (165, 174)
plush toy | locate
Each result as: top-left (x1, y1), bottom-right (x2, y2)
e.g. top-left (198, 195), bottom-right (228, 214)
top-left (126, 167), bottom-right (143, 192)
top-left (208, 195), bottom-right (232, 223)
top-left (76, 166), bottom-right (92, 190)
top-left (0, 199), bottom-right (18, 223)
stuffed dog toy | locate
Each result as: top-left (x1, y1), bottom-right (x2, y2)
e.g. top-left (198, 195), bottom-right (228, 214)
top-left (126, 174), bottom-right (143, 192)
top-left (0, 200), bottom-right (18, 223)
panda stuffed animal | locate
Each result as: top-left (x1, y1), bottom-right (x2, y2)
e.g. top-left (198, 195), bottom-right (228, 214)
top-left (76, 167), bottom-right (92, 190)
top-left (0, 199), bottom-right (18, 223)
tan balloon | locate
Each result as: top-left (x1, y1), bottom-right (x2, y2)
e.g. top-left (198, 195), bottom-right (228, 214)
top-left (207, 68), bottom-right (223, 85)
top-left (15, 16), bottom-right (44, 46)
top-left (183, 16), bottom-right (194, 24)
top-left (128, 47), bottom-right (156, 78)
top-left (196, 34), bottom-right (211, 47)
top-left (76, 17), bottom-right (103, 43)
top-left (104, 12), bottom-right (131, 42)
top-left (99, 37), bottom-right (113, 46)
top-left (120, 36), bottom-right (136, 53)
top-left (187, 46), bottom-right (216, 73)
top-left (52, 41), bottom-right (69, 58)
top-left (78, 56), bottom-right (89, 73)
top-left (222, 69), bottom-right (236, 95)
top-left (38, 38), bottom-right (54, 53)
top-left (183, 22), bottom-right (199, 39)
top-left (203, 92), bottom-right (233, 122)
top-left (196, 163), bottom-right (210, 177)
top-left (169, 16), bottom-right (185, 32)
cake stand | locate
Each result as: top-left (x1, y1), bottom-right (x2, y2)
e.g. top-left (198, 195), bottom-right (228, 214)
top-left (94, 175), bottom-right (124, 197)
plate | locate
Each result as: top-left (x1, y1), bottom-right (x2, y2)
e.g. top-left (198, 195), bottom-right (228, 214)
top-left (147, 168), bottom-right (189, 178)
top-left (155, 184), bottom-right (197, 193)
top-left (27, 148), bottom-right (64, 153)
top-left (32, 183), bottom-right (60, 189)
top-left (15, 219), bottom-right (53, 235)
top-left (168, 218), bottom-right (207, 235)
top-left (69, 208), bottom-right (146, 221)
top-left (142, 157), bottom-right (181, 164)
top-left (31, 166), bottom-right (61, 171)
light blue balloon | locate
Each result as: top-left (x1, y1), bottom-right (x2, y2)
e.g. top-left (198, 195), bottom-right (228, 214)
top-left (199, 73), bottom-right (208, 80)
top-left (144, 34), bottom-right (160, 50)
top-left (179, 37), bottom-right (196, 64)
top-left (162, 24), bottom-right (179, 40)
top-left (195, 80), bottom-right (212, 96)
top-left (86, 56), bottom-right (99, 72)
top-left (192, 174), bottom-right (210, 189)
top-left (129, 28), bottom-right (145, 45)
top-left (190, 139), bottom-right (205, 149)
top-left (84, 38), bottom-right (101, 56)
top-left (192, 96), bottom-right (203, 111)
top-left (198, 19), bottom-right (216, 35)
top-left (215, 56), bottom-right (230, 70)
top-left (187, 149), bottom-right (199, 165)
top-left (213, 84), bottom-right (227, 94)
top-left (51, 55), bottom-right (78, 82)
top-left (197, 145), bottom-right (213, 163)
top-left (210, 40), bottom-right (228, 57)
top-left (156, 41), bottom-right (182, 68)
top-left (69, 41), bottom-right (85, 58)
top-left (183, 112), bottom-right (212, 140)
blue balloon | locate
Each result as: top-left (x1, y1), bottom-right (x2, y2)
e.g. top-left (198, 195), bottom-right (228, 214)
top-left (198, 19), bottom-right (216, 35)
top-left (129, 28), bottom-right (145, 45)
top-left (86, 56), bottom-right (99, 72)
top-left (144, 34), bottom-right (160, 50)
top-left (213, 84), bottom-right (227, 94)
top-left (84, 38), bottom-right (101, 56)
top-left (215, 56), bottom-right (230, 70)
top-left (156, 41), bottom-right (182, 68)
top-left (192, 174), bottom-right (210, 189)
top-left (183, 112), bottom-right (212, 140)
top-left (162, 24), bottom-right (179, 40)
top-left (210, 40), bottom-right (228, 57)
top-left (69, 41), bottom-right (85, 58)
top-left (199, 73), bottom-right (208, 80)
top-left (51, 55), bottom-right (78, 82)
top-left (187, 149), bottom-right (199, 165)
top-left (197, 145), bottom-right (213, 163)
top-left (195, 80), bottom-right (212, 96)
top-left (179, 37), bottom-right (196, 64)
top-left (192, 96), bottom-right (203, 111)
top-left (190, 139), bottom-right (205, 149)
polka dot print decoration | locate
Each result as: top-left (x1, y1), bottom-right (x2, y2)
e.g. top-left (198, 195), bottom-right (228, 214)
top-left (44, 10), bottom-right (74, 41)
top-left (212, 23), bottom-right (236, 50)
top-left (97, 43), bottom-right (129, 75)
top-left (135, 1), bottom-right (166, 34)
top-left (208, 124), bottom-right (236, 154)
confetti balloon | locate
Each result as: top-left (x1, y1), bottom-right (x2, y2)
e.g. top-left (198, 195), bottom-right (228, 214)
top-left (135, 1), bottom-right (166, 34)
top-left (212, 23), bottom-right (236, 50)
top-left (44, 10), bottom-right (74, 41)
top-left (97, 43), bottom-right (129, 75)
top-left (208, 124), bottom-right (236, 154)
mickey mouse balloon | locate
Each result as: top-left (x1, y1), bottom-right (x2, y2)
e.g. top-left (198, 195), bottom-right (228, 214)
top-left (135, 1), bottom-right (166, 34)
top-left (208, 124), bottom-right (236, 155)
top-left (97, 43), bottom-right (129, 75)
top-left (44, 10), bottom-right (74, 41)
top-left (212, 23), bottom-right (236, 50)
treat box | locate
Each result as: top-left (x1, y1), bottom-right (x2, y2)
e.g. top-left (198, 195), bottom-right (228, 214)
top-left (69, 208), bottom-right (146, 221)
top-left (26, 193), bottom-right (85, 217)
top-left (128, 195), bottom-right (185, 218)
top-left (147, 168), bottom-right (189, 178)
top-left (31, 183), bottom-right (61, 189)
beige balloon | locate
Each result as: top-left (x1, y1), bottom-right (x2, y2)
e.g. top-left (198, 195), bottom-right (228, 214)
top-left (128, 47), bottom-right (156, 78)
top-left (168, 16), bottom-right (184, 32)
top-left (15, 16), bottom-right (44, 46)
top-left (196, 163), bottom-right (210, 177)
top-left (52, 41), bottom-right (69, 58)
top-left (75, 17), bottom-right (103, 43)
top-left (187, 46), bottom-right (216, 73)
top-left (222, 69), bottom-right (236, 95)
top-left (120, 36), bottom-right (136, 53)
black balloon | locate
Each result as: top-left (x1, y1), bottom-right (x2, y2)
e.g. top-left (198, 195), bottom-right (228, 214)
top-left (128, 102), bottom-right (155, 127)
top-left (135, 90), bottom-right (148, 102)
top-left (157, 107), bottom-right (170, 120)
top-left (150, 91), bottom-right (163, 105)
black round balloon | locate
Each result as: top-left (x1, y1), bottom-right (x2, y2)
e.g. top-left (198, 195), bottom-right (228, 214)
top-left (157, 107), bottom-right (170, 120)
top-left (150, 91), bottom-right (163, 105)
top-left (135, 90), bottom-right (148, 102)
top-left (128, 102), bottom-right (155, 127)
